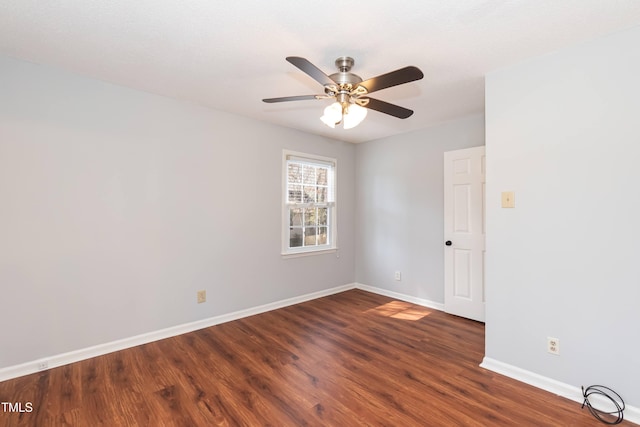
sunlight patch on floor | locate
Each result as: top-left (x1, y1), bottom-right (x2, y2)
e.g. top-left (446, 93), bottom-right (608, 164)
top-left (366, 301), bottom-right (432, 321)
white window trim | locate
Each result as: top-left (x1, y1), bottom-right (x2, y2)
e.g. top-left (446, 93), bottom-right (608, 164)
top-left (281, 150), bottom-right (338, 258)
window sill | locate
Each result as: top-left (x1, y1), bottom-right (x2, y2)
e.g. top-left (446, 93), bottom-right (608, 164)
top-left (281, 247), bottom-right (338, 259)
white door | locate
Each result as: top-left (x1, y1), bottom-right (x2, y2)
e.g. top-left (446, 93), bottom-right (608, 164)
top-left (444, 146), bottom-right (485, 322)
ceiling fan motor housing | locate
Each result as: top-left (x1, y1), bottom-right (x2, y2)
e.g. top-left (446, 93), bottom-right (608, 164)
top-left (326, 56), bottom-right (363, 101)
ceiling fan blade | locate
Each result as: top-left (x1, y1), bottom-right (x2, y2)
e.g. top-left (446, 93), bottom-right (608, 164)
top-left (262, 95), bottom-right (324, 103)
top-left (356, 97), bottom-right (414, 119)
top-left (286, 57), bottom-right (337, 87)
top-left (356, 66), bottom-right (424, 94)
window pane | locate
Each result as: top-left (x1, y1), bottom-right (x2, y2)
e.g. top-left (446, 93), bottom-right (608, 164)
top-left (288, 184), bottom-right (302, 203)
top-left (304, 227), bottom-right (317, 246)
top-left (303, 165), bottom-right (316, 184)
top-left (290, 228), bottom-right (303, 247)
top-left (304, 208), bottom-right (316, 226)
top-left (303, 186), bottom-right (316, 203)
top-left (317, 207), bottom-right (328, 226)
top-left (316, 167), bottom-right (328, 185)
top-left (290, 208), bottom-right (303, 227)
top-left (317, 187), bottom-right (327, 203)
top-left (288, 163), bottom-right (302, 183)
top-left (318, 227), bottom-right (328, 245)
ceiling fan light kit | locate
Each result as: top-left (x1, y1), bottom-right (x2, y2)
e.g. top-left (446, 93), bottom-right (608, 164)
top-left (263, 56), bottom-right (424, 130)
top-left (320, 101), bottom-right (367, 129)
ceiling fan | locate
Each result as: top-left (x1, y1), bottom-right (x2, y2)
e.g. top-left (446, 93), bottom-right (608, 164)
top-left (263, 56), bottom-right (424, 129)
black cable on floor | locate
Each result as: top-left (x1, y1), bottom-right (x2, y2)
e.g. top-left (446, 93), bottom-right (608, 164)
top-left (581, 385), bottom-right (625, 424)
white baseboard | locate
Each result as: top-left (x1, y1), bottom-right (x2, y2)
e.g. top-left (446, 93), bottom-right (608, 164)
top-left (481, 357), bottom-right (640, 425)
top-left (355, 282), bottom-right (445, 311)
top-left (0, 283), bottom-right (357, 383)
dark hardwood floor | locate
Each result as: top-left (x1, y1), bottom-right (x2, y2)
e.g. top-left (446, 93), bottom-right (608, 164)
top-left (0, 289), bottom-right (631, 426)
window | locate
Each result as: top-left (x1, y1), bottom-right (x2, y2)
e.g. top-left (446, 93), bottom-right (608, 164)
top-left (282, 151), bottom-right (336, 256)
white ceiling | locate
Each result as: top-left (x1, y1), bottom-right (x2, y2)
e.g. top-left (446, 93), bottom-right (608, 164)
top-left (2, 1), bottom-right (640, 143)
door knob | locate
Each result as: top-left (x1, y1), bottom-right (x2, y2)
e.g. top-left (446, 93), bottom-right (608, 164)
top-left (445, 240), bottom-right (452, 246)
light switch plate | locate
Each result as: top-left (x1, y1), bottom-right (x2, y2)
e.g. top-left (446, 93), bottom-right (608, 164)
top-left (501, 191), bottom-right (515, 208)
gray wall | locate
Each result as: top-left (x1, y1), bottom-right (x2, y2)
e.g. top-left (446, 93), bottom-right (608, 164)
top-left (355, 115), bottom-right (485, 303)
top-left (485, 25), bottom-right (640, 407)
top-left (0, 55), bottom-right (356, 369)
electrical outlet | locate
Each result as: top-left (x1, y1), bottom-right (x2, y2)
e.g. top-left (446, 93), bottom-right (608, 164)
top-left (395, 271), bottom-right (402, 281)
top-left (197, 290), bottom-right (206, 304)
top-left (37, 361), bottom-right (49, 371)
top-left (547, 337), bottom-right (560, 355)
